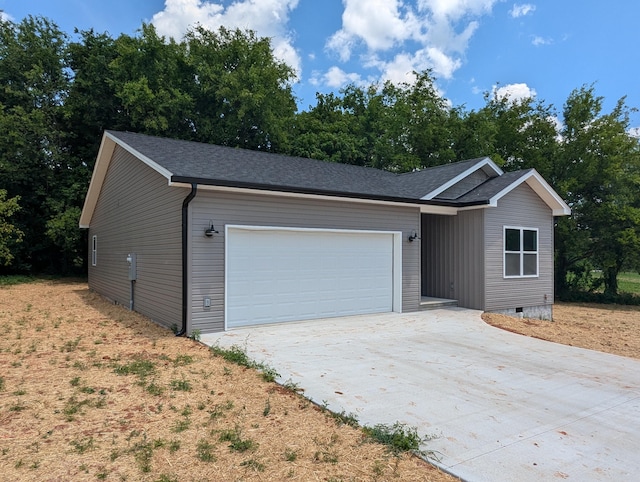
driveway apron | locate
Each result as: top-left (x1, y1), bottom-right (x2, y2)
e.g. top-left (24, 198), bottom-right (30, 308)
top-left (201, 309), bottom-right (640, 481)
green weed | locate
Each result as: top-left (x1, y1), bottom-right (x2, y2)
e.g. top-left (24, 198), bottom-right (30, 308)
top-left (363, 422), bottom-right (439, 459)
top-left (196, 439), bottom-right (216, 462)
top-left (284, 448), bottom-right (298, 461)
top-left (169, 378), bottom-right (192, 392)
top-left (60, 337), bottom-right (81, 352)
top-left (240, 458), bottom-right (265, 472)
top-left (70, 437), bottom-right (95, 454)
top-left (218, 426), bottom-right (257, 453)
top-left (113, 358), bottom-right (156, 378)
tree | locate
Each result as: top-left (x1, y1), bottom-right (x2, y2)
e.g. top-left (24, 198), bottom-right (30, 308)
top-left (109, 23), bottom-right (194, 138)
top-left (185, 26), bottom-right (297, 151)
top-left (555, 85), bottom-right (640, 297)
top-left (455, 89), bottom-right (559, 177)
top-left (0, 16), bottom-right (70, 272)
top-left (0, 190), bottom-right (23, 266)
top-left (289, 71), bottom-right (457, 172)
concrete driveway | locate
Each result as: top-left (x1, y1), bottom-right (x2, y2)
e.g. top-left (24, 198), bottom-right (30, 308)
top-left (201, 309), bottom-right (640, 481)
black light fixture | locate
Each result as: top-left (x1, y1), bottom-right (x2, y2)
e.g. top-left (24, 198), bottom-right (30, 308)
top-left (408, 230), bottom-right (419, 242)
top-left (204, 222), bottom-right (219, 237)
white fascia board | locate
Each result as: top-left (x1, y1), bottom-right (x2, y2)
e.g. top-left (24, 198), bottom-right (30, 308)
top-left (79, 132), bottom-right (175, 228)
top-left (421, 157), bottom-right (503, 200)
top-left (172, 182), bottom-right (459, 214)
top-left (105, 132), bottom-right (174, 181)
top-left (79, 134), bottom-right (116, 228)
top-left (488, 170), bottom-right (571, 216)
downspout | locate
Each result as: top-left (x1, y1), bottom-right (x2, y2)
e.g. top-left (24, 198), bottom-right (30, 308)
top-left (177, 183), bottom-right (197, 337)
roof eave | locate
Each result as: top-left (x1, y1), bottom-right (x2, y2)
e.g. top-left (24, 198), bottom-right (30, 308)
top-left (488, 170), bottom-right (571, 216)
top-left (420, 157), bottom-right (503, 200)
top-left (79, 131), bottom-right (175, 228)
top-left (170, 175), bottom-right (489, 209)
top-left (79, 133), bottom-right (116, 228)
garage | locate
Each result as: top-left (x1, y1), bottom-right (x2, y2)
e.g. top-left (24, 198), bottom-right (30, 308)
top-left (225, 226), bottom-right (402, 328)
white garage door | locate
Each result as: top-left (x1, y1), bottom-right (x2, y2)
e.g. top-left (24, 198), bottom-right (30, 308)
top-left (226, 227), bottom-right (397, 328)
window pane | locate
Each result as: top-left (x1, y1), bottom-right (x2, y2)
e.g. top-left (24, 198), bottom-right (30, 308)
top-left (505, 229), bottom-right (520, 251)
top-left (505, 253), bottom-right (520, 276)
top-left (523, 254), bottom-right (537, 275)
top-left (523, 230), bottom-right (537, 251)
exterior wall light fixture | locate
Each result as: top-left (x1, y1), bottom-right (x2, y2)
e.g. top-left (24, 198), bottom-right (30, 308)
top-left (204, 223), bottom-right (219, 237)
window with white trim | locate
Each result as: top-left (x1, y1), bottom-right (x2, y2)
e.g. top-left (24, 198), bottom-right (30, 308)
top-left (504, 227), bottom-right (538, 278)
top-left (91, 235), bottom-right (97, 267)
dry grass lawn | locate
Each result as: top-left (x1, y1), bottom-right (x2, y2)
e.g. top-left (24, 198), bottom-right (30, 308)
top-left (0, 280), bottom-right (453, 482)
top-left (482, 303), bottom-right (640, 360)
top-left (2, 281), bottom-right (638, 482)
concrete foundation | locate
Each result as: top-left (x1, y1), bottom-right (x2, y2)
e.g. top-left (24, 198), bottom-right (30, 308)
top-left (490, 303), bottom-right (553, 320)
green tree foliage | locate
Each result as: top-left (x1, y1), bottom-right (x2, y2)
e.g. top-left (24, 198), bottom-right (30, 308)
top-left (185, 26), bottom-right (297, 151)
top-left (0, 189), bottom-right (23, 266)
top-left (0, 16), bottom-right (297, 273)
top-left (290, 71), bottom-right (456, 172)
top-left (1, 13), bottom-right (639, 302)
top-left (555, 86), bottom-right (640, 297)
top-left (0, 16), bottom-right (70, 272)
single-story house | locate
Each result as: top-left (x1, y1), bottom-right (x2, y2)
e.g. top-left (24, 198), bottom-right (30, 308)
top-left (79, 130), bottom-right (570, 335)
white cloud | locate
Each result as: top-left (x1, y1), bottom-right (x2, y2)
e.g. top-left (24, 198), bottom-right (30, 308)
top-left (325, 0), bottom-right (500, 91)
top-left (492, 83), bottom-right (537, 104)
top-left (322, 66), bottom-right (364, 88)
top-left (629, 127), bottom-right (640, 139)
top-left (151, 0), bottom-right (302, 75)
top-left (0, 10), bottom-right (14, 22)
top-left (532, 35), bottom-right (552, 46)
top-left (510, 3), bottom-right (536, 18)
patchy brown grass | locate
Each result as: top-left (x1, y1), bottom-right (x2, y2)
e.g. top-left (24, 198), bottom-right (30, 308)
top-left (0, 280), bottom-right (454, 481)
top-left (482, 302), bottom-right (640, 359)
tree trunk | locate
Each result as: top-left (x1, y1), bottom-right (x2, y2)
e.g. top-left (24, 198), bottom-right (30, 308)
top-left (603, 266), bottom-right (619, 297)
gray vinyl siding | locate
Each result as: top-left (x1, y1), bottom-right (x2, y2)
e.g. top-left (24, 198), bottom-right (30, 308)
top-left (437, 169), bottom-right (490, 200)
top-left (87, 146), bottom-right (186, 329)
top-left (190, 191), bottom-right (421, 333)
top-left (484, 184), bottom-right (554, 311)
top-left (421, 210), bottom-right (485, 309)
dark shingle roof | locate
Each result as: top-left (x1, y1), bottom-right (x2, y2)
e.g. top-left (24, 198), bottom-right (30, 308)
top-left (108, 131), bottom-right (501, 206)
top-left (394, 158), bottom-right (492, 198)
top-left (454, 170), bottom-right (533, 203)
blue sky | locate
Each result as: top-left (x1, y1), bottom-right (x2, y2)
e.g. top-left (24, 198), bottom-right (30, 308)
top-left (2, 0), bottom-right (638, 130)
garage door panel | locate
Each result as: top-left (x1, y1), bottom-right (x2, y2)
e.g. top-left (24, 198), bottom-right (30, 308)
top-left (226, 228), bottom-right (394, 328)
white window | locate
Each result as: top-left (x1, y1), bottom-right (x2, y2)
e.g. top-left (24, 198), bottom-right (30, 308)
top-left (504, 227), bottom-right (538, 278)
top-left (91, 235), bottom-right (97, 267)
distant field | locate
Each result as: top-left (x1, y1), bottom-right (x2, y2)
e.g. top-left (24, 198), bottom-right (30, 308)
top-left (619, 272), bottom-right (640, 294)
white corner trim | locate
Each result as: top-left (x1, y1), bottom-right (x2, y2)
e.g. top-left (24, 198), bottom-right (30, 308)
top-left (421, 157), bottom-right (503, 200)
top-left (489, 170), bottom-right (571, 216)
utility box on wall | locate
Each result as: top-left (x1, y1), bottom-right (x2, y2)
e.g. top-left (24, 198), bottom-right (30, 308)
top-left (126, 253), bottom-right (137, 281)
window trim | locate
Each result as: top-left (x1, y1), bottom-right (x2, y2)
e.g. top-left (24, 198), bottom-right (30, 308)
top-left (91, 235), bottom-right (97, 267)
top-left (503, 226), bottom-right (538, 278)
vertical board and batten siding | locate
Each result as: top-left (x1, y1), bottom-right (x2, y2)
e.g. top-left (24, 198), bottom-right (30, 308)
top-left (190, 190), bottom-right (421, 333)
top-left (421, 210), bottom-right (485, 309)
top-left (484, 184), bottom-right (554, 311)
top-left (88, 146), bottom-right (186, 329)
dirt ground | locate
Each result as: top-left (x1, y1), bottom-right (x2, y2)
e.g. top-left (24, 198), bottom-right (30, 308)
top-left (482, 303), bottom-right (640, 360)
top-left (0, 281), bottom-right (454, 482)
top-left (2, 282), bottom-right (638, 482)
